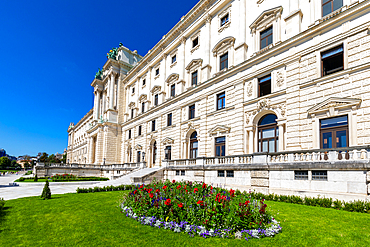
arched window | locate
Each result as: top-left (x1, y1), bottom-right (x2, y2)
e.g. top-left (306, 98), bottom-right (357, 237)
top-left (153, 141), bottom-right (157, 164)
top-left (190, 132), bottom-right (198, 159)
top-left (258, 114), bottom-right (278, 152)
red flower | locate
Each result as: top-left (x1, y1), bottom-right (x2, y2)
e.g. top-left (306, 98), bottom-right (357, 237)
top-left (202, 183), bottom-right (207, 189)
top-left (172, 180), bottom-right (176, 183)
top-left (194, 188), bottom-right (198, 193)
top-left (155, 189), bottom-right (160, 193)
top-left (164, 199), bottom-right (171, 206)
top-left (210, 186), bottom-right (213, 190)
top-left (148, 188), bottom-right (153, 193)
top-left (245, 200), bottom-right (250, 206)
top-left (139, 185), bottom-right (143, 189)
top-left (229, 189), bottom-right (235, 197)
top-left (177, 185), bottom-right (181, 189)
top-left (185, 190), bottom-right (188, 193)
top-left (178, 203), bottom-right (184, 208)
top-left (149, 193), bottom-right (154, 198)
top-left (163, 185), bottom-right (167, 190)
top-left (197, 200), bottom-right (204, 206)
top-left (133, 190), bottom-right (137, 194)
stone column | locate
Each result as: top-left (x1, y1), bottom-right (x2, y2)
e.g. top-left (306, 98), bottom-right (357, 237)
top-left (247, 128), bottom-right (255, 154)
top-left (94, 90), bottom-right (101, 120)
top-left (278, 122), bottom-right (285, 152)
top-left (238, 0), bottom-right (246, 45)
top-left (109, 73), bottom-right (115, 110)
top-left (179, 37), bottom-right (187, 81)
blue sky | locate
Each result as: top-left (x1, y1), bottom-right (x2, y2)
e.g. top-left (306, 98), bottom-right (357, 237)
top-left (0, 0), bottom-right (199, 157)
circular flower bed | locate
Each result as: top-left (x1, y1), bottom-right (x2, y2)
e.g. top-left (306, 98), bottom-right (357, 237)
top-left (121, 180), bottom-right (281, 240)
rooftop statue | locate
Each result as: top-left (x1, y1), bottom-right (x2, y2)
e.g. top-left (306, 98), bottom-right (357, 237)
top-left (95, 68), bottom-right (103, 80)
top-left (106, 47), bottom-right (118, 60)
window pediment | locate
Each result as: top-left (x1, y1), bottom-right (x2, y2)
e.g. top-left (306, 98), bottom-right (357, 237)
top-left (250, 6), bottom-right (283, 31)
top-left (139, 94), bottom-right (147, 102)
top-left (150, 85), bottom-right (162, 94)
top-left (209, 125), bottom-right (231, 136)
top-left (185, 59), bottom-right (203, 72)
top-left (166, 73), bottom-right (179, 84)
top-left (307, 97), bottom-right (361, 116)
top-left (134, 144), bottom-right (142, 150)
top-left (161, 137), bottom-right (174, 145)
top-left (212, 37), bottom-right (235, 57)
top-left (128, 102), bottom-right (136, 109)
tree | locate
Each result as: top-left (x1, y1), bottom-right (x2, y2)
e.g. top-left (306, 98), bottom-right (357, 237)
top-left (61, 153), bottom-right (67, 164)
top-left (39, 153), bottom-right (48, 162)
top-left (24, 162), bottom-right (30, 169)
top-left (41, 180), bottom-right (51, 200)
top-left (0, 157), bottom-right (11, 169)
top-left (11, 160), bottom-right (17, 167)
top-left (34, 174), bottom-right (38, 182)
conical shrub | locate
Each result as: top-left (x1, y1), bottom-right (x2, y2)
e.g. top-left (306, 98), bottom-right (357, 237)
top-left (41, 180), bottom-right (51, 200)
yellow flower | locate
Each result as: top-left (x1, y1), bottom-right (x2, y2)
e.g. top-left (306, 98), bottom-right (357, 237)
top-left (166, 216), bottom-right (169, 222)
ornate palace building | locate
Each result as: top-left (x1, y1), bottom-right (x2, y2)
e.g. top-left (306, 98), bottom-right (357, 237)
top-left (63, 0), bottom-right (370, 200)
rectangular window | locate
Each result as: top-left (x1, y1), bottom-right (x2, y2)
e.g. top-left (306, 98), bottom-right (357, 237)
top-left (226, 170), bottom-right (234, 177)
top-left (172, 55), bottom-right (176, 64)
top-left (215, 136), bottom-right (226, 157)
top-left (176, 170), bottom-right (180, 176)
top-left (152, 120), bottom-right (156, 132)
top-left (167, 113), bottom-right (172, 126)
top-left (259, 75), bottom-right (271, 97)
top-left (192, 37), bottom-right (199, 48)
top-left (220, 52), bottom-right (228, 70)
top-left (294, 171), bottom-right (308, 180)
top-left (137, 151), bottom-right (141, 163)
top-left (322, 0), bottom-right (343, 17)
top-left (132, 87), bottom-right (135, 94)
top-left (217, 92), bottom-right (225, 110)
top-left (191, 71), bottom-right (198, 86)
top-left (181, 170), bottom-right (185, 176)
top-left (128, 130), bottom-right (131, 139)
top-left (170, 84), bottom-right (175, 97)
top-left (155, 68), bottom-right (159, 76)
top-left (220, 13), bottom-right (229, 27)
top-left (321, 45), bottom-right (344, 76)
top-left (218, 170), bottom-right (225, 177)
top-left (189, 104), bottom-right (195, 119)
top-left (142, 79), bottom-right (146, 86)
top-left (138, 125), bottom-right (142, 136)
top-left (154, 94), bottom-right (158, 106)
top-left (320, 115), bottom-right (348, 149)
top-left (131, 109), bottom-right (134, 119)
top-left (142, 102), bottom-right (145, 113)
top-left (260, 26), bottom-right (273, 49)
top-left (165, 146), bottom-right (171, 160)
top-left (312, 171), bottom-right (328, 181)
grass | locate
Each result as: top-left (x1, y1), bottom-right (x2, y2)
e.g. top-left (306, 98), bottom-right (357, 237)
top-left (0, 191), bottom-right (369, 246)
top-left (15, 177), bottom-right (109, 182)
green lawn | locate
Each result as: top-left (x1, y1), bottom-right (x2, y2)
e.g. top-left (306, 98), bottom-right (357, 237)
top-left (0, 191), bottom-right (369, 246)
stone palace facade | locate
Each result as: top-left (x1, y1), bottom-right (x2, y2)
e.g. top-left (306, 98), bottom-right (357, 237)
top-left (65, 0), bottom-right (370, 200)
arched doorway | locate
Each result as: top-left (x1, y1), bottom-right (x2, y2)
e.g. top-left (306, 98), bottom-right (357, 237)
top-left (258, 114), bottom-right (278, 152)
top-left (152, 141), bottom-right (157, 166)
top-left (189, 131), bottom-right (198, 159)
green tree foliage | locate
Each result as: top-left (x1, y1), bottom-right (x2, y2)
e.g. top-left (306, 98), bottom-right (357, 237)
top-left (11, 160), bottom-right (18, 167)
top-left (24, 162), bottom-right (31, 169)
top-left (47, 154), bottom-right (60, 163)
top-left (61, 153), bottom-right (67, 163)
top-left (39, 153), bottom-right (48, 162)
top-left (41, 180), bottom-right (51, 200)
top-left (0, 156), bottom-right (11, 169)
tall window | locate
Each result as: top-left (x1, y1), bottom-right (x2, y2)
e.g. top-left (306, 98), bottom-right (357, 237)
top-left (190, 132), bottom-right (198, 159)
top-left (128, 130), bottom-right (131, 139)
top-left (165, 146), bottom-right (172, 160)
top-left (191, 71), bottom-right (198, 86)
top-left (220, 52), bottom-right (228, 70)
top-left (154, 94), bottom-right (159, 106)
top-left (192, 37), bottom-right (199, 48)
top-left (167, 113), bottom-right (172, 126)
top-left (215, 136), bottom-right (226, 157)
top-left (320, 115), bottom-right (348, 149)
top-left (155, 68), bottom-right (159, 76)
top-left (322, 0), bottom-right (342, 16)
top-left (189, 104), bottom-right (195, 119)
top-left (142, 102), bottom-right (145, 113)
top-left (137, 151), bottom-right (141, 163)
top-left (172, 55), bottom-right (177, 64)
top-left (152, 120), bottom-right (156, 132)
top-left (142, 79), bottom-right (146, 86)
top-left (260, 27), bottom-right (273, 49)
top-left (258, 114), bottom-right (279, 153)
top-left (138, 125), bottom-right (142, 136)
top-left (171, 84), bottom-right (175, 97)
top-left (220, 13), bottom-right (229, 27)
top-left (217, 92), bottom-right (225, 110)
top-left (259, 75), bottom-right (271, 97)
top-left (321, 45), bottom-right (344, 76)
top-left (132, 87), bottom-right (135, 94)
top-left (153, 141), bottom-right (157, 164)
top-left (131, 109), bottom-right (134, 119)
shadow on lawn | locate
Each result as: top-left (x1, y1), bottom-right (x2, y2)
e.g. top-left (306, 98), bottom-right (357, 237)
top-left (0, 206), bottom-right (11, 233)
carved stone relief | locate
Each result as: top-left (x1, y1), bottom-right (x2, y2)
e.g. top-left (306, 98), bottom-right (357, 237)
top-left (276, 70), bottom-right (285, 87)
top-left (246, 81), bottom-right (253, 97)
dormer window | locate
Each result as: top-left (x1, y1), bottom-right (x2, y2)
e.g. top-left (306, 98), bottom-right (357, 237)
top-left (192, 37), bottom-right (199, 48)
top-left (260, 27), bottom-right (273, 50)
top-left (220, 13), bottom-right (229, 27)
top-left (322, 0), bottom-right (342, 17)
top-left (172, 55), bottom-right (176, 64)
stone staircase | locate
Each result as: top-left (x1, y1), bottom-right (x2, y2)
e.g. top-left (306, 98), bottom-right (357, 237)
top-left (88, 167), bottom-right (163, 188)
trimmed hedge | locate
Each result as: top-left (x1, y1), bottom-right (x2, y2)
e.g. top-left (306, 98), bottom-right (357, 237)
top-left (0, 198), bottom-right (4, 211)
top-left (16, 176), bottom-right (109, 182)
top-left (76, 185), bottom-right (134, 193)
top-left (250, 191), bottom-right (370, 214)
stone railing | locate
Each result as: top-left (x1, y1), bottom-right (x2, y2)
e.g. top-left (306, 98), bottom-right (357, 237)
top-left (36, 162), bottom-right (144, 170)
top-left (164, 146), bottom-right (370, 167)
